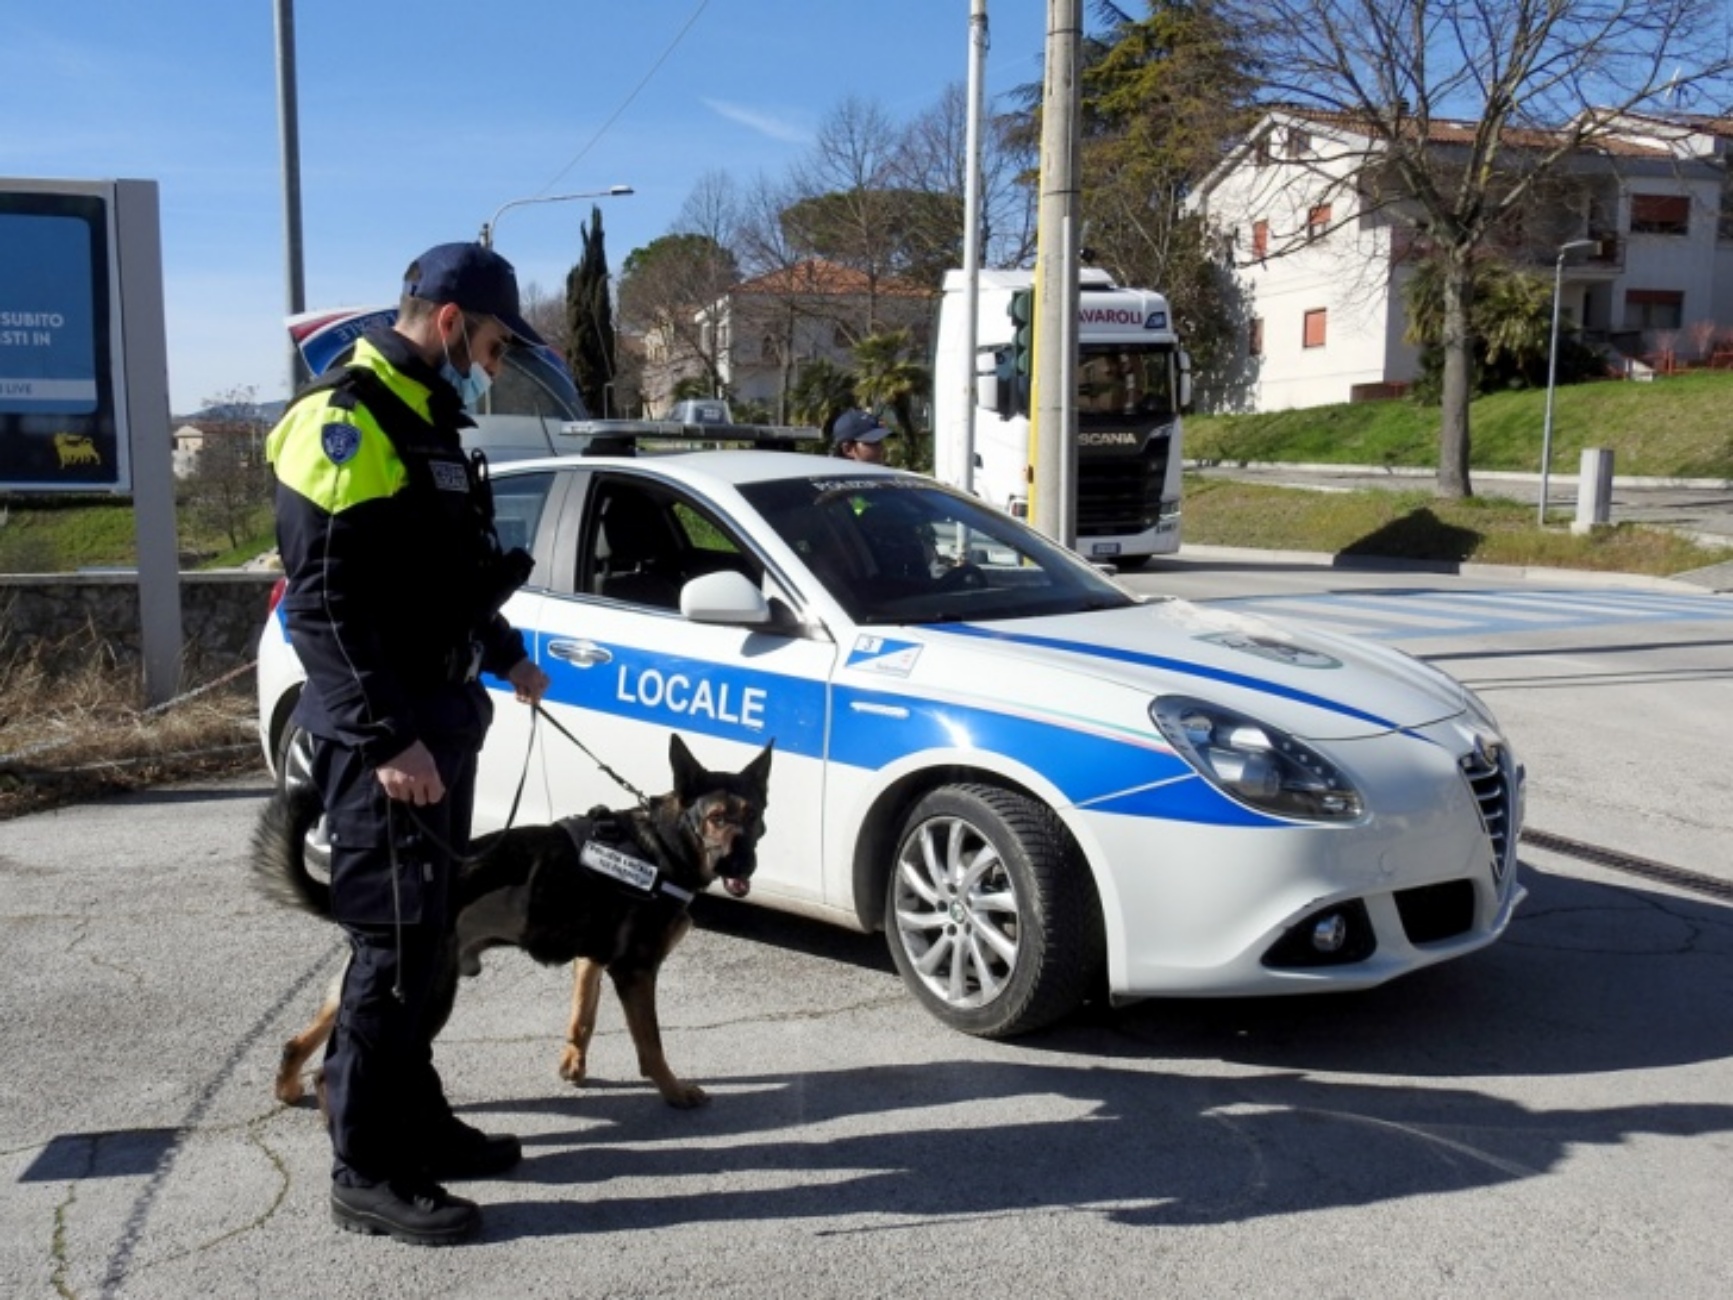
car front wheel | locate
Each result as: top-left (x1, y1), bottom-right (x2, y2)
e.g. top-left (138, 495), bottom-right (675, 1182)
top-left (273, 711), bottom-right (330, 875)
top-left (886, 784), bottom-right (1101, 1038)
top-left (274, 713), bottom-right (314, 796)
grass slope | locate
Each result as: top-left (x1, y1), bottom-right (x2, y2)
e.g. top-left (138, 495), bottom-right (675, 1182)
top-left (1187, 369), bottom-right (1733, 479)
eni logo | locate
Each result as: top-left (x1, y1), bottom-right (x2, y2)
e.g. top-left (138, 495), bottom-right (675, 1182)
top-left (53, 432), bottom-right (101, 468)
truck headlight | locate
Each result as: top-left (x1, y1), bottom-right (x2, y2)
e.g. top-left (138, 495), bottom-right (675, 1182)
top-left (1151, 696), bottom-right (1364, 821)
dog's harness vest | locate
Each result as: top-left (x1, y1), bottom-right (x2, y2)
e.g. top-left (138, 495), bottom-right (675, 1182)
top-left (558, 811), bottom-right (694, 906)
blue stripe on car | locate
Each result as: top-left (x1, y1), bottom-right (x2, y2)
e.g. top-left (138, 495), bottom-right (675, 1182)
top-left (533, 634), bottom-right (1281, 829)
top-left (929, 623), bottom-right (1399, 731)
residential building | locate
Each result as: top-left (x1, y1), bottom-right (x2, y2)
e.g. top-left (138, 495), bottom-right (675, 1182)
top-left (638, 258), bottom-right (933, 419)
top-left (1187, 108), bottom-right (1732, 412)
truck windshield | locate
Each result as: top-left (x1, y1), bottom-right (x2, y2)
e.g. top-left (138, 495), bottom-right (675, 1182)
top-left (1076, 347), bottom-right (1175, 418)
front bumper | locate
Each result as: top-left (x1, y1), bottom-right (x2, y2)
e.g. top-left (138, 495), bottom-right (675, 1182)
top-left (1076, 720), bottom-right (1526, 998)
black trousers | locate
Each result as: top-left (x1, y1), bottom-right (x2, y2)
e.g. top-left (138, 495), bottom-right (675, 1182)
top-left (312, 736), bottom-right (478, 1187)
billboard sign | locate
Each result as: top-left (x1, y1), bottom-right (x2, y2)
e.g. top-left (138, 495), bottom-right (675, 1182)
top-left (0, 181), bottom-right (128, 491)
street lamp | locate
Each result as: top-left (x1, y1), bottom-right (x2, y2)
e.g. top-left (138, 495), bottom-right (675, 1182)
top-left (1538, 238), bottom-right (1598, 526)
top-left (478, 185), bottom-right (634, 249)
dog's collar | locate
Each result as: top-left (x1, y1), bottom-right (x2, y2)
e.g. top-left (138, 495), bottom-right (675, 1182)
top-left (560, 818), bottom-right (694, 905)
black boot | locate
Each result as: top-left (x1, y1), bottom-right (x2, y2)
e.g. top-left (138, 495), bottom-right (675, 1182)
top-left (424, 1118), bottom-right (523, 1180)
top-left (330, 1179), bottom-right (480, 1246)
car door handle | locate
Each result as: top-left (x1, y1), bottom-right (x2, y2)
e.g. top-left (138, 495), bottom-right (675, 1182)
top-left (546, 639), bottom-right (612, 667)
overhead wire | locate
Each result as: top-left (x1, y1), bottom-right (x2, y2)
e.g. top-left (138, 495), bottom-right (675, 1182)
top-left (535, 0), bottom-right (713, 196)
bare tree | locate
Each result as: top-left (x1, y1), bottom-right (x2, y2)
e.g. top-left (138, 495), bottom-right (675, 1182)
top-left (1221, 0), bottom-right (1733, 497)
top-left (785, 96), bottom-right (910, 329)
top-left (616, 172), bottom-right (747, 410)
top-left (894, 82), bottom-right (1039, 271)
top-left (518, 281), bottom-right (567, 355)
top-left (733, 171), bottom-right (874, 419)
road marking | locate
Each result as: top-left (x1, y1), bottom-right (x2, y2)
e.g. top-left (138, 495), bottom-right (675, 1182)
top-left (1207, 587), bottom-right (1733, 640)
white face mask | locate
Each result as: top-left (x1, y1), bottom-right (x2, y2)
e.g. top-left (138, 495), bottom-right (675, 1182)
top-left (440, 317), bottom-right (492, 410)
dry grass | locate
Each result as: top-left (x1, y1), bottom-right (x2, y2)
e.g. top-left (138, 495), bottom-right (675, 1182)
top-left (0, 627), bottom-right (263, 821)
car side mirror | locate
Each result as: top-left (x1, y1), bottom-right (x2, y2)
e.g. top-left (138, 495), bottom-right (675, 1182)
top-left (680, 569), bottom-right (771, 626)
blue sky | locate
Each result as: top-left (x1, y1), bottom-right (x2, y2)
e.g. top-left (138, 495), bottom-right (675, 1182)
top-left (1, 1), bottom-right (1051, 413)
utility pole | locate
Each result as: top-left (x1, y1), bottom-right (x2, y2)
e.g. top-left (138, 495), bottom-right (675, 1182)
top-left (960, 0), bottom-right (988, 495)
top-left (274, 0), bottom-right (307, 395)
top-left (1030, 0), bottom-right (1081, 546)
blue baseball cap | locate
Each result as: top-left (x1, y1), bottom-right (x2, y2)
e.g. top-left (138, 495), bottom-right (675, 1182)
top-left (403, 242), bottom-right (545, 347)
top-left (832, 409), bottom-right (892, 445)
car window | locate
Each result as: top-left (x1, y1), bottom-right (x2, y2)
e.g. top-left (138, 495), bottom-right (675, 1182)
top-left (579, 477), bottom-right (764, 611)
top-left (490, 470), bottom-right (555, 570)
top-left (740, 475), bottom-right (1137, 625)
top-left (488, 344), bottom-right (587, 420)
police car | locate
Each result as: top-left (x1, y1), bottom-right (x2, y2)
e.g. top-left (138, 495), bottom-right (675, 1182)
top-left (257, 410), bottom-right (1527, 1038)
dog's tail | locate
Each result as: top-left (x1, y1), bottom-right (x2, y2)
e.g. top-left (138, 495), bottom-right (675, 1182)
top-left (251, 783), bottom-right (333, 918)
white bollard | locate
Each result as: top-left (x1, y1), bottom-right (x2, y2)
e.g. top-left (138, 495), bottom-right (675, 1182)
top-left (1572, 448), bottom-right (1615, 535)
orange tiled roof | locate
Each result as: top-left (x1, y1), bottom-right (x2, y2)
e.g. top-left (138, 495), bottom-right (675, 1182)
top-left (1269, 106), bottom-right (1675, 158)
top-left (732, 259), bottom-right (931, 298)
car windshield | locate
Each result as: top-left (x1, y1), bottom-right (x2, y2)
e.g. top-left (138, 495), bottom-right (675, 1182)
top-left (740, 474), bottom-right (1138, 625)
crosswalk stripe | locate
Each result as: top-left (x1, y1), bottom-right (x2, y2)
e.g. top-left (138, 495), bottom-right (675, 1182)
top-left (1208, 588), bottom-right (1732, 641)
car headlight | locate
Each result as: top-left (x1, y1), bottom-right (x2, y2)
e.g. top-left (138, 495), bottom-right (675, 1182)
top-left (1151, 696), bottom-right (1364, 821)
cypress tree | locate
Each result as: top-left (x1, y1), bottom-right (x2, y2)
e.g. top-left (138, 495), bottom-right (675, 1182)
top-left (565, 206), bottom-right (617, 415)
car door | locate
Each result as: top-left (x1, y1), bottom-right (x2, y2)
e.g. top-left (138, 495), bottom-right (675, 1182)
top-left (470, 467), bottom-right (565, 831)
top-left (528, 467), bottom-right (837, 909)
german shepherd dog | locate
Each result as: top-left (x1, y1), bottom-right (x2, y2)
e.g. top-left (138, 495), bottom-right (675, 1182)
top-left (254, 733), bottom-right (772, 1110)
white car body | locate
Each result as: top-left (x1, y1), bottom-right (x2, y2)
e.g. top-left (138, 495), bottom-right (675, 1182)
top-left (258, 449), bottom-right (1525, 1036)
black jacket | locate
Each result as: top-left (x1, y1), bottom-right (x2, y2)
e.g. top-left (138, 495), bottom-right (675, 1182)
top-left (266, 328), bottom-right (529, 767)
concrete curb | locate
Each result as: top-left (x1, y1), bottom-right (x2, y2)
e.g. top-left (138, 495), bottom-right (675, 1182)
top-left (1184, 460), bottom-right (1733, 490)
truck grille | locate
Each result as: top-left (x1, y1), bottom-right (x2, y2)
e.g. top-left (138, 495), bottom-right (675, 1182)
top-left (1077, 432), bottom-right (1173, 536)
top-left (1460, 746), bottom-right (1514, 883)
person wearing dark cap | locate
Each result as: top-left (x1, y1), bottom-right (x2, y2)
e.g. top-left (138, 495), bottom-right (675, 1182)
top-left (831, 408), bottom-right (893, 463)
top-left (264, 242), bottom-right (551, 1246)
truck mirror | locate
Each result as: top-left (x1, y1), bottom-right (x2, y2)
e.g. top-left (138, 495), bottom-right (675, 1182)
top-left (975, 371), bottom-right (1009, 416)
top-left (1178, 349), bottom-right (1194, 415)
top-left (975, 348), bottom-right (1013, 416)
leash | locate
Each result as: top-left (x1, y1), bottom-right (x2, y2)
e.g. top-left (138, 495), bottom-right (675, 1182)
top-left (531, 702), bottom-right (653, 809)
top-left (397, 704), bottom-right (541, 864)
top-left (399, 700), bottom-right (650, 863)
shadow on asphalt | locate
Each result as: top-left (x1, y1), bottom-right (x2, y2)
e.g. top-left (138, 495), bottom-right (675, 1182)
top-left (471, 1040), bottom-right (1733, 1240)
top-left (426, 865), bottom-right (1733, 1241)
top-left (689, 864), bottom-right (1732, 1082)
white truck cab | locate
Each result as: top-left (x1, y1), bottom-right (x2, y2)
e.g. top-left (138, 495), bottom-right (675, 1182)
top-left (933, 267), bottom-right (1189, 568)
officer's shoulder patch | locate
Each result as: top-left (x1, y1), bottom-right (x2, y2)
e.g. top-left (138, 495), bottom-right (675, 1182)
top-left (321, 422), bottom-right (362, 465)
top-left (430, 460), bottom-right (469, 492)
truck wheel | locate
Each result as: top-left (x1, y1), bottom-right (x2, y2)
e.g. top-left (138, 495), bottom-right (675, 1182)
top-left (886, 784), bottom-right (1100, 1038)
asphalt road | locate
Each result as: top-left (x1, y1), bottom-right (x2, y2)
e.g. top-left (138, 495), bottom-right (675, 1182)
top-left (4, 554), bottom-right (1731, 1298)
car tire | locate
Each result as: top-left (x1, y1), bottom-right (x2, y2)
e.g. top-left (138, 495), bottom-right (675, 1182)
top-left (886, 783), bottom-right (1101, 1038)
top-left (274, 713), bottom-right (315, 797)
top-left (273, 713), bottom-right (331, 877)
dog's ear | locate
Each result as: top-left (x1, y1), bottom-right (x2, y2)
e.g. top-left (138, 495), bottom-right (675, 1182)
top-left (669, 733), bottom-right (703, 796)
top-left (743, 739), bottom-right (774, 793)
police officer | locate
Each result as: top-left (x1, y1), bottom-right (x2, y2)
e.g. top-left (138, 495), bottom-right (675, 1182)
top-left (830, 408), bottom-right (893, 463)
top-left (266, 242), bottom-right (551, 1246)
